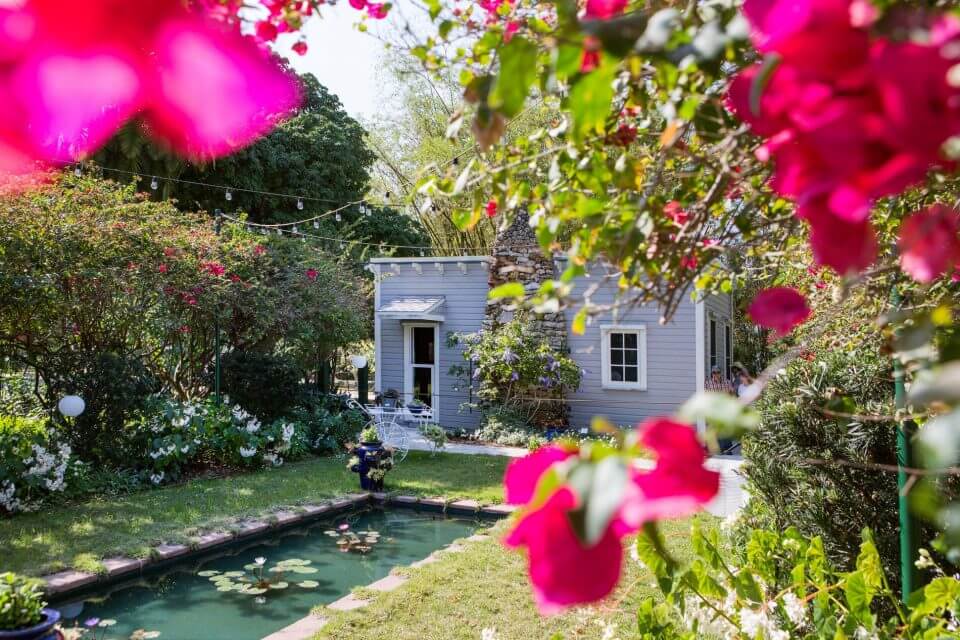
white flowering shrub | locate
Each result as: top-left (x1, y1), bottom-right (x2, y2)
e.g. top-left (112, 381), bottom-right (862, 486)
top-left (633, 524), bottom-right (960, 640)
top-left (0, 416), bottom-right (76, 513)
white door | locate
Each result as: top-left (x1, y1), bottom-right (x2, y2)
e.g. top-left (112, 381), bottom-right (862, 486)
top-left (403, 323), bottom-right (439, 419)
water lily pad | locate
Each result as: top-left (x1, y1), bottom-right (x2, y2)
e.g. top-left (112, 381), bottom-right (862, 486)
top-left (297, 580), bottom-right (319, 588)
top-left (288, 566), bottom-right (318, 574)
top-left (268, 581), bottom-right (289, 589)
top-left (243, 564), bottom-right (261, 571)
top-left (243, 587), bottom-right (268, 595)
top-left (268, 566), bottom-right (287, 573)
top-left (197, 570), bottom-right (221, 577)
top-left (223, 571), bottom-right (245, 578)
top-left (216, 585), bottom-right (235, 592)
top-left (98, 620), bottom-right (117, 628)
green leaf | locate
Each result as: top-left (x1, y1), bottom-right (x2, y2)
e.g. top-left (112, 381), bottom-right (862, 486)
top-left (489, 37), bottom-right (538, 118)
top-left (916, 409), bottom-right (960, 470)
top-left (843, 571), bottom-right (874, 626)
top-left (635, 523), bottom-right (677, 595)
top-left (582, 457), bottom-right (629, 545)
top-left (568, 62), bottom-right (616, 142)
top-left (571, 307), bottom-right (588, 336)
top-left (855, 532), bottom-right (883, 592)
top-left (677, 392), bottom-right (759, 437)
top-left (489, 282), bottom-right (526, 300)
top-left (913, 577), bottom-right (960, 616)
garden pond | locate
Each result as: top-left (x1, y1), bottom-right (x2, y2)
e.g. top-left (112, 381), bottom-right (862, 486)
top-left (53, 508), bottom-right (483, 640)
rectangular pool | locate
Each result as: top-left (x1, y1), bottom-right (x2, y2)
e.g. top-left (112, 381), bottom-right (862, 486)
top-left (54, 508), bottom-right (483, 640)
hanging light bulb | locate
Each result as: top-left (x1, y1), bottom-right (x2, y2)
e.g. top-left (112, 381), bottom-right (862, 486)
top-left (276, 228), bottom-right (282, 236)
top-left (313, 220), bottom-right (319, 229)
top-left (225, 190), bottom-right (233, 201)
top-left (261, 228), bottom-right (268, 235)
top-left (150, 177), bottom-right (159, 190)
top-left (292, 225), bottom-right (298, 234)
top-left (297, 198), bottom-right (304, 211)
top-left (335, 212), bottom-right (342, 222)
top-left (74, 166), bottom-right (82, 177)
top-left (359, 204), bottom-right (366, 214)
top-left (420, 249), bottom-right (425, 257)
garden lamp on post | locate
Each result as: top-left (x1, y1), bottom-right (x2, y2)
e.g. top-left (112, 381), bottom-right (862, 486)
top-left (350, 354), bottom-right (368, 405)
top-left (58, 394), bottom-right (85, 426)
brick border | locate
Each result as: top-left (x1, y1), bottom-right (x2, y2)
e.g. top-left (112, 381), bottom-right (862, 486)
top-left (40, 493), bottom-right (515, 598)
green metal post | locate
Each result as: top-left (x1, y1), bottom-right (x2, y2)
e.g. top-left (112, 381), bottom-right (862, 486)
top-left (214, 210), bottom-right (222, 406)
top-left (357, 365), bottom-right (369, 405)
top-left (892, 286), bottom-right (918, 600)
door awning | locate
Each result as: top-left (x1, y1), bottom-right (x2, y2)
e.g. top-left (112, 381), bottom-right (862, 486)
top-left (377, 297), bottom-right (445, 321)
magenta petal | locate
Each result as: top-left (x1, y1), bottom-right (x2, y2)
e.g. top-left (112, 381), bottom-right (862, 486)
top-left (747, 287), bottom-right (811, 336)
top-left (504, 488), bottom-right (622, 614)
top-left (13, 48), bottom-right (141, 162)
top-left (898, 204), bottom-right (960, 284)
top-left (503, 445), bottom-right (574, 505)
top-left (146, 19), bottom-right (300, 160)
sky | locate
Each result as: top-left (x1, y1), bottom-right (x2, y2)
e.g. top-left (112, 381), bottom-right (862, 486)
top-left (275, 4), bottom-right (423, 122)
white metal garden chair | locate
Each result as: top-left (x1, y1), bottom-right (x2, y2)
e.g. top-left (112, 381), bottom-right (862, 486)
top-left (361, 403), bottom-right (411, 463)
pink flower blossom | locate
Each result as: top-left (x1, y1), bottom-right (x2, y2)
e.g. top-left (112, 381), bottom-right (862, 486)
top-left (504, 444), bottom-right (574, 505)
top-left (898, 204), bottom-right (960, 283)
top-left (504, 20), bottom-right (521, 42)
top-left (253, 244), bottom-right (267, 256)
top-left (0, 0), bottom-right (301, 181)
top-left (158, 263), bottom-right (168, 273)
top-left (164, 247), bottom-right (176, 257)
top-left (203, 261), bottom-right (226, 276)
top-left (254, 20), bottom-right (278, 42)
top-left (748, 286), bottom-right (811, 336)
top-left (292, 41), bottom-right (308, 56)
top-left (680, 254), bottom-right (698, 270)
top-left (305, 268), bottom-right (318, 281)
top-left (504, 487), bottom-right (623, 615)
top-left (663, 201), bottom-right (689, 225)
top-left (615, 418), bottom-right (720, 532)
top-left (485, 199), bottom-right (498, 218)
top-left (584, 0), bottom-right (628, 20)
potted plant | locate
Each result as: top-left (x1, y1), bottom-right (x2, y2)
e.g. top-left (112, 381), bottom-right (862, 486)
top-left (0, 572), bottom-right (60, 640)
top-left (406, 399), bottom-right (426, 415)
top-left (347, 426), bottom-right (394, 491)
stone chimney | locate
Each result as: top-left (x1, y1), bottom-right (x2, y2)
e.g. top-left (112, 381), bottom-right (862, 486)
top-left (484, 211), bottom-right (567, 351)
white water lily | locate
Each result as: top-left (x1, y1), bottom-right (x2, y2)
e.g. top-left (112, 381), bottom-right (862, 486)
top-left (254, 557), bottom-right (266, 566)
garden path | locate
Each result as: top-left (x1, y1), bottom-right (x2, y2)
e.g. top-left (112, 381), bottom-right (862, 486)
top-left (385, 426), bottom-right (747, 518)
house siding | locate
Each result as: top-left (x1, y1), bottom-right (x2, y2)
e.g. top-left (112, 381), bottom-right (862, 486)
top-left (703, 291), bottom-right (734, 380)
top-left (373, 260), bottom-right (490, 430)
top-left (565, 268), bottom-right (699, 429)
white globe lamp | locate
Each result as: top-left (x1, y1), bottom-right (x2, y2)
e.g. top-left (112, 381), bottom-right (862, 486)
top-left (58, 395), bottom-right (85, 418)
top-left (349, 354), bottom-right (368, 369)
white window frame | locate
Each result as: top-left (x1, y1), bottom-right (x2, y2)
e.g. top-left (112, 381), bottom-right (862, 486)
top-left (600, 324), bottom-right (648, 391)
top-left (402, 322), bottom-right (440, 420)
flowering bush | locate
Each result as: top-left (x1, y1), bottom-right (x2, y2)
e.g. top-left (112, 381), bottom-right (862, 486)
top-left (633, 524), bottom-right (960, 640)
top-left (450, 319), bottom-right (581, 425)
top-left (0, 416), bottom-right (76, 513)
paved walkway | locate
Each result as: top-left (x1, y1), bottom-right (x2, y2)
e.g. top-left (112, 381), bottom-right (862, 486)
top-left (386, 426), bottom-right (747, 518)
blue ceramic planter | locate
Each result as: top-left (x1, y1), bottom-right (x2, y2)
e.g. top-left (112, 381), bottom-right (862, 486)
top-left (351, 442), bottom-right (388, 491)
top-left (0, 608), bottom-right (60, 640)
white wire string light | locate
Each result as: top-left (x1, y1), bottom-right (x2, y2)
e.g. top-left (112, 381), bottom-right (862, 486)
top-left (150, 177), bottom-right (159, 190)
top-left (225, 189), bottom-right (233, 201)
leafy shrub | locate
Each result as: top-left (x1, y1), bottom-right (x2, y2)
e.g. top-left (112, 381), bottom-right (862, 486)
top-left (290, 395), bottom-right (366, 453)
top-left (0, 572), bottom-right (45, 630)
top-left (634, 523), bottom-right (960, 639)
top-left (420, 423), bottom-right (447, 452)
top-left (474, 408), bottom-right (538, 446)
top-left (737, 329), bottom-right (947, 585)
top-left (219, 351), bottom-right (303, 420)
top-left (359, 425), bottom-right (380, 444)
top-left (449, 318), bottom-right (581, 426)
top-left (0, 416), bottom-right (76, 513)
top-left (47, 351), bottom-right (158, 465)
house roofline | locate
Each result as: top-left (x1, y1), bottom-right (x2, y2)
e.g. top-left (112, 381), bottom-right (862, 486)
top-left (368, 256), bottom-right (493, 264)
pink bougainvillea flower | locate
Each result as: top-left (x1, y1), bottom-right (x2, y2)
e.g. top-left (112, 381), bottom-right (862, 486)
top-left (898, 204), bottom-right (960, 283)
top-left (253, 244), bottom-right (267, 256)
top-left (254, 20), bottom-right (278, 42)
top-left (504, 487), bottom-right (623, 615)
top-left (680, 254), bottom-right (698, 270)
top-left (747, 287), bottom-right (811, 336)
top-left (579, 39), bottom-right (601, 73)
top-left (367, 3), bottom-right (389, 19)
top-left (0, 0), bottom-right (300, 182)
top-left (158, 263), bottom-right (169, 273)
top-left (485, 199), bottom-right (498, 218)
top-left (503, 444), bottom-right (575, 505)
top-left (178, 324), bottom-right (191, 334)
top-left (503, 20), bottom-right (521, 42)
top-left (801, 201), bottom-right (878, 274)
top-left (583, 0), bottom-right (628, 20)
top-left (663, 201), bottom-right (689, 225)
top-left (291, 40), bottom-right (308, 56)
top-left (615, 418), bottom-right (719, 531)
top-left (305, 268), bottom-right (319, 281)
top-left (203, 261), bottom-right (226, 276)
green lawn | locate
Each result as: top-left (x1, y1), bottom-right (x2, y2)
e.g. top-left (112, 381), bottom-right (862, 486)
top-left (314, 518), bottom-right (705, 640)
top-left (0, 452), bottom-right (508, 576)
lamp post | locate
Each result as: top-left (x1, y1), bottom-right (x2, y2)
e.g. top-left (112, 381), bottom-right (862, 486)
top-left (350, 354), bottom-right (369, 405)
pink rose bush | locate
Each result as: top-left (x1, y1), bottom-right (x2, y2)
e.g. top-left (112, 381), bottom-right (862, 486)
top-left (503, 418), bottom-right (719, 614)
top-left (727, 0), bottom-right (960, 274)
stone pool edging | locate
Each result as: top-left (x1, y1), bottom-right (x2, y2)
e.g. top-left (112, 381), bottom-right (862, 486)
top-left (39, 493), bottom-right (515, 598)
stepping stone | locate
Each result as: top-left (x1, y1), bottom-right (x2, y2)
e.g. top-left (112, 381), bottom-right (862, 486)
top-left (449, 499), bottom-right (481, 512)
top-left (301, 504), bottom-right (330, 516)
top-left (101, 557), bottom-right (142, 577)
top-left (154, 544), bottom-right (190, 560)
top-left (410, 553), bottom-right (440, 568)
top-left (261, 614), bottom-right (328, 640)
top-left (368, 574), bottom-right (407, 592)
top-left (481, 504), bottom-right (516, 516)
top-left (390, 495), bottom-right (419, 505)
top-left (194, 532), bottom-right (232, 550)
top-left (327, 593), bottom-right (369, 611)
top-left (236, 521), bottom-right (270, 538)
top-left (370, 492), bottom-right (388, 502)
top-left (418, 497), bottom-right (446, 508)
top-left (43, 570), bottom-right (97, 594)
top-left (272, 511), bottom-right (300, 526)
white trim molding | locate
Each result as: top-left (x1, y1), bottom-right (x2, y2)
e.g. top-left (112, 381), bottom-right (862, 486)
top-left (599, 324), bottom-right (648, 391)
top-left (694, 296), bottom-right (706, 433)
top-left (368, 263), bottom-right (383, 394)
top-left (369, 256), bottom-right (493, 264)
top-left (402, 322), bottom-right (440, 422)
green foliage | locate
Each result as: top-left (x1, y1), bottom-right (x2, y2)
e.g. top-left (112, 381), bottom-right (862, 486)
top-left (290, 396), bottom-right (366, 453)
top-left (474, 408), bottom-right (538, 446)
top-left (0, 572), bottom-right (45, 630)
top-left (635, 524), bottom-right (960, 639)
top-left (359, 425), bottom-right (381, 444)
top-left (420, 423), bottom-right (447, 453)
top-left (0, 416), bottom-right (75, 513)
top-left (220, 351), bottom-right (303, 421)
top-left (449, 319), bottom-right (581, 426)
top-left (736, 322), bottom-right (938, 585)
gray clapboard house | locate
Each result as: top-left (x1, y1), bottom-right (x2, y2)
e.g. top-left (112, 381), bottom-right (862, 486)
top-left (367, 218), bottom-right (733, 432)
